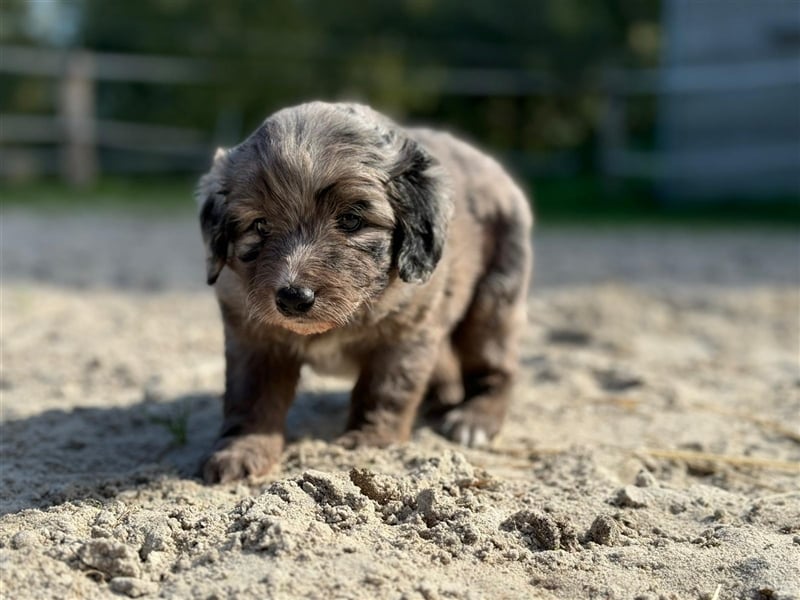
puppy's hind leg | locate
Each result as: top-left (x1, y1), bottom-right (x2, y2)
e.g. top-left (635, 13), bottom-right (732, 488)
top-left (441, 219), bottom-right (532, 448)
top-left (421, 340), bottom-right (464, 417)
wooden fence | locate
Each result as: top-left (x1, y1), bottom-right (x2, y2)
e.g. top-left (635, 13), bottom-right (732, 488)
top-left (3, 26), bottom-right (799, 201)
top-left (1, 45), bottom-right (219, 185)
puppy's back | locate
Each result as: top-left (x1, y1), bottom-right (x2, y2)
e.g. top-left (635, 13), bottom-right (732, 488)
top-left (409, 128), bottom-right (533, 231)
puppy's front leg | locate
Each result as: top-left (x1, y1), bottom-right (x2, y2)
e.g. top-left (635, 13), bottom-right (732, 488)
top-left (340, 335), bottom-right (439, 448)
top-left (202, 336), bottom-right (300, 483)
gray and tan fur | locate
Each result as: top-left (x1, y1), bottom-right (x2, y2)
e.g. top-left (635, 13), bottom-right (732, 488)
top-left (197, 101), bottom-right (533, 483)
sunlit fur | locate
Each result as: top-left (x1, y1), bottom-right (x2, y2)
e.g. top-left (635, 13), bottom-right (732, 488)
top-left (198, 102), bottom-right (445, 335)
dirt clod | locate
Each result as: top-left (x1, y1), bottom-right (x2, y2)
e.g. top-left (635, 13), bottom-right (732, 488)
top-left (586, 515), bottom-right (621, 546)
top-left (77, 540), bottom-right (141, 579)
top-left (109, 577), bottom-right (158, 598)
top-left (503, 510), bottom-right (579, 551)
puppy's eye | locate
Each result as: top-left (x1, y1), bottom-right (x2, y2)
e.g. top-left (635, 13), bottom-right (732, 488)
top-left (253, 218), bottom-right (269, 237)
top-left (338, 212), bottom-right (363, 233)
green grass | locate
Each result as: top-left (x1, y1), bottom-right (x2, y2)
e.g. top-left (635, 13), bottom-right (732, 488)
top-left (531, 177), bottom-right (800, 226)
top-left (3, 175), bottom-right (799, 226)
top-left (148, 403), bottom-right (191, 447)
top-left (1, 177), bottom-right (197, 215)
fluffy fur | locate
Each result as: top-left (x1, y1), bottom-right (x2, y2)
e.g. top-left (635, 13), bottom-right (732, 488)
top-left (197, 101), bottom-right (533, 483)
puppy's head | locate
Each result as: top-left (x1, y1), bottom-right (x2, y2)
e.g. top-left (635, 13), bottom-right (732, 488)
top-left (197, 102), bottom-right (451, 335)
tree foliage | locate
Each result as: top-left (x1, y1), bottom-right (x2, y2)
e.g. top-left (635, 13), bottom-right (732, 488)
top-left (7, 0), bottom-right (661, 173)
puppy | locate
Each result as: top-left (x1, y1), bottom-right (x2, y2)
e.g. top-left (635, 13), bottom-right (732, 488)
top-left (197, 102), bottom-right (532, 483)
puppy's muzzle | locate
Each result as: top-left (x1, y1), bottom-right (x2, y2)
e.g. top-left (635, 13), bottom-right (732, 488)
top-left (276, 285), bottom-right (315, 317)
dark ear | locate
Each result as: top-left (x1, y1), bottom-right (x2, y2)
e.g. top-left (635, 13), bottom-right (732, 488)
top-left (197, 147), bottom-right (230, 285)
top-left (387, 137), bottom-right (452, 284)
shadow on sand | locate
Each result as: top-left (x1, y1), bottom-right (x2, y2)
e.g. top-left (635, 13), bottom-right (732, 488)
top-left (0, 388), bottom-right (351, 516)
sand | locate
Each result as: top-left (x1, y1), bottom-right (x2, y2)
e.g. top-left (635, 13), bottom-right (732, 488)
top-left (1, 213), bottom-right (799, 599)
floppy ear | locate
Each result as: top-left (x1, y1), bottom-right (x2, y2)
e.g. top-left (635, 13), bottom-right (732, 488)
top-left (387, 137), bottom-right (452, 284)
top-left (197, 147), bottom-right (230, 285)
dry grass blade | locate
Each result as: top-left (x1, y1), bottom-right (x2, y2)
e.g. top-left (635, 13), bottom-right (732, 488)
top-left (642, 448), bottom-right (800, 473)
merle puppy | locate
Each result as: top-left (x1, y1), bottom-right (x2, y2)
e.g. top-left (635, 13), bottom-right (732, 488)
top-left (197, 102), bottom-right (532, 483)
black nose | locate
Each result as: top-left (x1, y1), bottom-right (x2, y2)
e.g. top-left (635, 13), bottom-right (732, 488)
top-left (276, 286), bottom-right (315, 316)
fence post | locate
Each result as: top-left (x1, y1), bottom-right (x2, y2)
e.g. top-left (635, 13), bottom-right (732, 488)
top-left (59, 50), bottom-right (97, 186)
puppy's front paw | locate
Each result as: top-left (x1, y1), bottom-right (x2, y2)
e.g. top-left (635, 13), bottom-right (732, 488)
top-left (439, 408), bottom-right (499, 448)
top-left (202, 433), bottom-right (282, 484)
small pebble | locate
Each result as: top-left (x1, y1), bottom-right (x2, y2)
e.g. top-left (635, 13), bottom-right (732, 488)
top-left (11, 530), bottom-right (40, 549)
top-left (634, 469), bottom-right (658, 488)
top-left (613, 486), bottom-right (649, 509)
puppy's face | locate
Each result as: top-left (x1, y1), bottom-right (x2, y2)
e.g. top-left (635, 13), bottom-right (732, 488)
top-left (209, 160), bottom-right (397, 336)
top-left (198, 103), bottom-right (451, 335)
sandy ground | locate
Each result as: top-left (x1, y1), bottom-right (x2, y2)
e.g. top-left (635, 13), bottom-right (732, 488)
top-left (1, 212), bottom-right (799, 599)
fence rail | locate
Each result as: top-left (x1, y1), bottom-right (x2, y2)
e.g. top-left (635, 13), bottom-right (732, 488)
top-left (0, 114), bottom-right (208, 149)
top-left (0, 44), bottom-right (217, 82)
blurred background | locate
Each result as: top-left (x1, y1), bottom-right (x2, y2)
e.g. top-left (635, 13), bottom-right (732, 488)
top-left (1, 0), bottom-right (799, 222)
